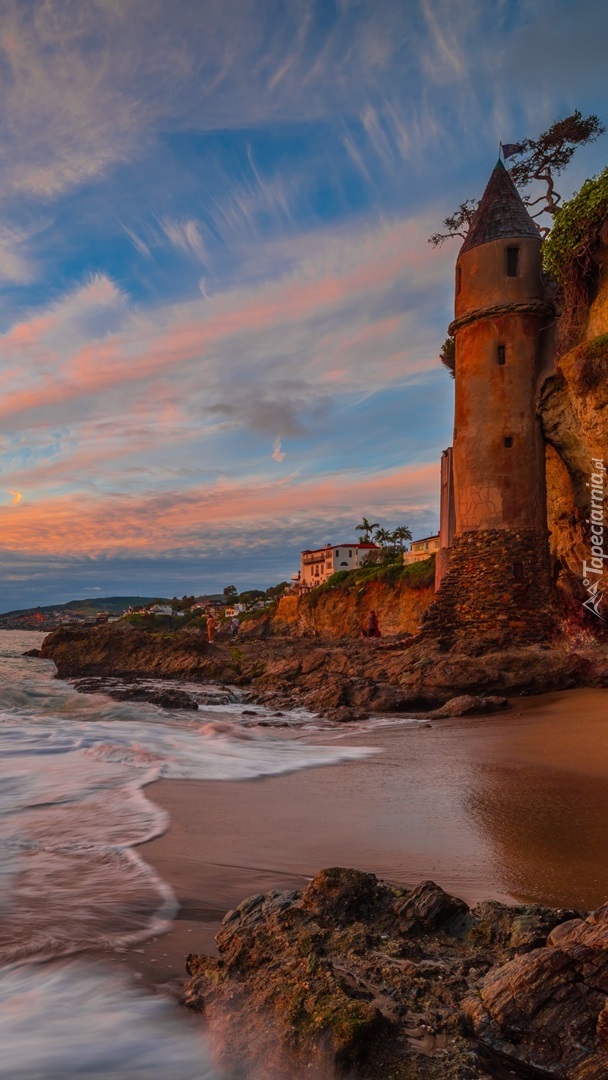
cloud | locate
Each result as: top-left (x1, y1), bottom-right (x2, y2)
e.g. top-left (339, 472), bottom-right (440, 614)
top-left (419, 0), bottom-right (467, 81)
top-left (160, 218), bottom-right (208, 263)
top-left (272, 437), bottom-right (285, 463)
top-left (7, 490), bottom-right (22, 504)
top-left (0, 212), bottom-right (452, 444)
top-left (0, 222), bottom-right (40, 284)
top-left (0, 0), bottom-right (410, 202)
top-left (120, 222), bottom-right (151, 259)
top-left (0, 460), bottom-right (438, 558)
top-left (1, 0), bottom-right (601, 610)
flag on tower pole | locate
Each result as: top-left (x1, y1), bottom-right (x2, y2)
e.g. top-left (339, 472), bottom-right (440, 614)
top-left (501, 142), bottom-right (524, 160)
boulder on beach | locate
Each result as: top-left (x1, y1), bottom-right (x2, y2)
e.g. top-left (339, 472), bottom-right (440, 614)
top-left (184, 867), bottom-right (588, 1079)
top-left (429, 694), bottom-right (510, 718)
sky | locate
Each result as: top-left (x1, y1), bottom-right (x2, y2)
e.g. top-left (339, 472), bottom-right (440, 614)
top-left (0, 0), bottom-right (606, 610)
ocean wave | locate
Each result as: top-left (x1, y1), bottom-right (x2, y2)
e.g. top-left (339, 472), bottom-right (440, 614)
top-left (0, 630), bottom-right (379, 966)
top-left (0, 960), bottom-right (218, 1079)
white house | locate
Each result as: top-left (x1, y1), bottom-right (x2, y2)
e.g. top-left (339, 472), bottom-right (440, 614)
top-left (402, 534), bottom-right (440, 566)
top-left (296, 542), bottom-right (379, 589)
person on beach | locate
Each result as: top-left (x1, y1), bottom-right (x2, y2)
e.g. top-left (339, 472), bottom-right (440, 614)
top-left (206, 613), bottom-right (217, 643)
top-left (364, 610), bottom-right (380, 638)
top-left (230, 615), bottom-right (239, 639)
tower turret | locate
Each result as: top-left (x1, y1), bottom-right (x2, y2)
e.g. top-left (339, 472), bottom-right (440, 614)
top-left (452, 159), bottom-right (551, 534)
top-left (424, 160), bottom-right (556, 645)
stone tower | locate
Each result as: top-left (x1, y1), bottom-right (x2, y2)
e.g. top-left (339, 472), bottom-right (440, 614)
top-left (424, 160), bottom-right (556, 645)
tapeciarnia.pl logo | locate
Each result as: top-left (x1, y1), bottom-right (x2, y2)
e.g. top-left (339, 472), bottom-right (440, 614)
top-left (582, 457), bottom-right (606, 621)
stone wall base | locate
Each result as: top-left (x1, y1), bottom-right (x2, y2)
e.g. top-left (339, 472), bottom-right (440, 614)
top-left (422, 529), bottom-right (555, 646)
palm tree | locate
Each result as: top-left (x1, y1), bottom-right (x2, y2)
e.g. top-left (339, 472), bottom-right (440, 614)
top-left (392, 525), bottom-right (413, 552)
top-left (356, 517), bottom-right (379, 543)
top-left (372, 527), bottom-right (392, 549)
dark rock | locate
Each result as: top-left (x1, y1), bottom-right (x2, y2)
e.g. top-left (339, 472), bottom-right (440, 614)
top-left (300, 867), bottom-right (386, 925)
top-left (468, 900), bottom-right (582, 952)
top-left (106, 686), bottom-right (149, 701)
top-left (326, 707), bottom-right (368, 723)
top-left (147, 688), bottom-right (199, 709)
top-left (394, 880), bottom-right (469, 933)
top-left (464, 904), bottom-right (608, 1078)
top-left (22, 648), bottom-right (41, 657)
top-left (40, 624), bottom-right (608, 720)
top-left (70, 675), bottom-right (201, 709)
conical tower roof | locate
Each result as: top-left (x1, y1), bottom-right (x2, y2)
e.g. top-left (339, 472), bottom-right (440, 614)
top-left (460, 159), bottom-right (540, 255)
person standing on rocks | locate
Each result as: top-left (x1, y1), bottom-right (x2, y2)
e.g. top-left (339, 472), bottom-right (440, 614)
top-left (206, 613), bottom-right (217, 643)
top-left (230, 615), bottom-right (239, 639)
top-left (366, 610), bottom-right (381, 638)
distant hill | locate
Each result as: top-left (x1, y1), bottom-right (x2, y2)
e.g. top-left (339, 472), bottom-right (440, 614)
top-left (0, 596), bottom-right (169, 622)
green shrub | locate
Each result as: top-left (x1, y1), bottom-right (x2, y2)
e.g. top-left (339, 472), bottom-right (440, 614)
top-left (323, 570), bottom-right (351, 588)
top-left (543, 167), bottom-right (608, 347)
top-left (305, 556), bottom-right (435, 597)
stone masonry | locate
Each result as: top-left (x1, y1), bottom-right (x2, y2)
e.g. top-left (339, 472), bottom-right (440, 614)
top-left (422, 529), bottom-right (555, 646)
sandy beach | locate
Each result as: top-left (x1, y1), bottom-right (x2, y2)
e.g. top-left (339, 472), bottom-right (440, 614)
top-left (109, 686), bottom-right (608, 988)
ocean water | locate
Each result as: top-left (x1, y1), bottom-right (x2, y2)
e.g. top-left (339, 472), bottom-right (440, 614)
top-left (0, 630), bottom-right (378, 1078)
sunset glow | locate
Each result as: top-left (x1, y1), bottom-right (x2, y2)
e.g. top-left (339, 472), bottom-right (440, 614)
top-left (0, 0), bottom-right (605, 607)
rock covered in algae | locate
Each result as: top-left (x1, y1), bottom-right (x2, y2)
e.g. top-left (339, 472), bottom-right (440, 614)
top-left (184, 867), bottom-right (593, 1079)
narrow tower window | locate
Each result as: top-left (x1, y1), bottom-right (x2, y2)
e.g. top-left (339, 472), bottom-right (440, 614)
top-left (456, 265), bottom-right (462, 295)
top-left (497, 344), bottom-right (506, 365)
top-left (513, 561), bottom-right (524, 582)
top-left (506, 247), bottom-right (519, 276)
top-left (504, 436), bottom-right (513, 448)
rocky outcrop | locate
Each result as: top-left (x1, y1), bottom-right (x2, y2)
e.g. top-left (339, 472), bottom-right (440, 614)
top-left (39, 624), bottom-right (222, 680)
top-left (184, 867), bottom-right (591, 1079)
top-left (465, 905), bottom-right (608, 1078)
top-left (41, 625), bottom-right (608, 716)
top-left (272, 578), bottom-right (434, 639)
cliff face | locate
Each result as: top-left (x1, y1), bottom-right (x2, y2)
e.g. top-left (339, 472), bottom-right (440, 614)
top-left (540, 228), bottom-right (608, 632)
top-left (272, 578), bottom-right (434, 638)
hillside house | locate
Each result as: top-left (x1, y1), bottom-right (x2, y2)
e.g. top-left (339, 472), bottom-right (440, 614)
top-left (296, 542), bottom-right (379, 590)
top-left (402, 535), bottom-right (440, 566)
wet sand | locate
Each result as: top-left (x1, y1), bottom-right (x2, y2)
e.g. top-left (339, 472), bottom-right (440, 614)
top-left (119, 686), bottom-right (608, 987)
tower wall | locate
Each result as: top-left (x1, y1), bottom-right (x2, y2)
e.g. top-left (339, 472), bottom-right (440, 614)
top-left (455, 237), bottom-right (545, 319)
top-left (421, 528), bottom-right (555, 645)
top-left (453, 312), bottom-right (547, 533)
top-left (453, 234), bottom-right (549, 537)
top-left (424, 178), bottom-right (556, 645)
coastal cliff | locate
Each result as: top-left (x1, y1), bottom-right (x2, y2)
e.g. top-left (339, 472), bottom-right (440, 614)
top-left (540, 186), bottom-right (608, 630)
top-left (542, 331), bottom-right (608, 623)
top-left (272, 576), bottom-right (434, 638)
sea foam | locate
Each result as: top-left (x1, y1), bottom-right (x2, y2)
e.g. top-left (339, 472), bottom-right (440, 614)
top-left (0, 630), bottom-right (377, 964)
top-left (0, 960), bottom-right (218, 1079)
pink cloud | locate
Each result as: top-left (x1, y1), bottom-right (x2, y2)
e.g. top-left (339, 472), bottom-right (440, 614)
top-left (0, 463), bottom-right (439, 557)
top-left (0, 216), bottom-right (450, 431)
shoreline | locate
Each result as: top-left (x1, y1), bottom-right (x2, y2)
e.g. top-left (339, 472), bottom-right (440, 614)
top-left (40, 625), bottom-right (608, 720)
top-left (112, 686), bottom-right (608, 989)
